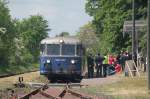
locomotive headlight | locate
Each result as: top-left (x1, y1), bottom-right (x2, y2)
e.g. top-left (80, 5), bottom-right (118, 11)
top-left (71, 60), bottom-right (75, 64)
top-left (46, 59), bottom-right (50, 63)
top-left (59, 39), bottom-right (64, 43)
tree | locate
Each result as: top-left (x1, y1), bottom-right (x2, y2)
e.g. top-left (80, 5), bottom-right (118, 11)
top-left (0, 0), bottom-right (16, 66)
top-left (85, 0), bottom-right (147, 54)
top-left (0, 1), bottom-right (50, 66)
top-left (57, 32), bottom-right (70, 37)
top-left (16, 15), bottom-right (50, 62)
top-left (77, 22), bottom-right (99, 54)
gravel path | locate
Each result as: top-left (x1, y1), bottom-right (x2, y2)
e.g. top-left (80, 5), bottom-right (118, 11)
top-left (81, 74), bottom-right (121, 87)
top-left (0, 71), bottom-right (121, 89)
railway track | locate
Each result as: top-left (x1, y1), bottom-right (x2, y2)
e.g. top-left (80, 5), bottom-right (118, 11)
top-left (0, 70), bottom-right (38, 78)
top-left (26, 82), bottom-right (87, 88)
top-left (18, 83), bottom-right (92, 99)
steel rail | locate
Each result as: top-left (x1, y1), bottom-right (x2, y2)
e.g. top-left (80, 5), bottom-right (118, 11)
top-left (27, 82), bottom-right (87, 88)
top-left (57, 84), bottom-right (92, 99)
top-left (19, 84), bottom-right (48, 99)
top-left (19, 83), bottom-right (92, 99)
top-left (20, 88), bottom-right (41, 99)
top-left (67, 89), bottom-right (92, 99)
top-left (39, 91), bottom-right (60, 99)
top-left (0, 70), bottom-right (38, 78)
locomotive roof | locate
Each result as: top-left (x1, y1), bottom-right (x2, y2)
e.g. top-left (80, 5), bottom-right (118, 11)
top-left (41, 36), bottom-right (81, 44)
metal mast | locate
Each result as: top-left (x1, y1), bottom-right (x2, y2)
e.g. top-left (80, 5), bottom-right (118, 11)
top-left (147, 0), bottom-right (150, 90)
top-left (132, 0), bottom-right (136, 60)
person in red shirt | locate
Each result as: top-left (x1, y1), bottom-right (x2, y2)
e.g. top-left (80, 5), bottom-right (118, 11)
top-left (108, 55), bottom-right (115, 65)
top-left (115, 63), bottom-right (122, 73)
top-left (107, 55), bottom-right (116, 75)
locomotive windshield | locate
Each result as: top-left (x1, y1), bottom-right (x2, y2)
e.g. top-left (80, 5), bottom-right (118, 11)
top-left (40, 44), bottom-right (83, 56)
top-left (47, 44), bottom-right (60, 55)
top-left (62, 44), bottom-right (75, 55)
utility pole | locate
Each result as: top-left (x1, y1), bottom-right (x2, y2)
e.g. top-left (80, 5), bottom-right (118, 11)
top-left (147, 0), bottom-right (150, 90)
top-left (132, 0), bottom-right (136, 60)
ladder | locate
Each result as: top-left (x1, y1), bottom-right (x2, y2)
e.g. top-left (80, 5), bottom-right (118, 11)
top-left (125, 60), bottom-right (140, 78)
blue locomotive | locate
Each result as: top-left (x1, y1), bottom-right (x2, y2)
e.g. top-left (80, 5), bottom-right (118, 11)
top-left (40, 36), bottom-right (84, 82)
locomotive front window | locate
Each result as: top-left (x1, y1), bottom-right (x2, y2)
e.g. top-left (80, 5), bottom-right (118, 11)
top-left (62, 44), bottom-right (75, 55)
top-left (47, 44), bottom-right (60, 55)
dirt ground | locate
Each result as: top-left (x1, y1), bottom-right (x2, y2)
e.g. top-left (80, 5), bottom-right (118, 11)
top-left (0, 71), bottom-right (122, 98)
top-left (0, 71), bottom-right (40, 89)
top-left (0, 71), bottom-right (121, 89)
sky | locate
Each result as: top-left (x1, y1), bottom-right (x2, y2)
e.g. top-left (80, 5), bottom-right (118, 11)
top-left (8, 0), bottom-right (92, 37)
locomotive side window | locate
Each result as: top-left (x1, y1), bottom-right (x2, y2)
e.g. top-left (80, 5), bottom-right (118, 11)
top-left (40, 44), bottom-right (44, 54)
top-left (40, 44), bottom-right (46, 55)
top-left (62, 44), bottom-right (75, 55)
top-left (77, 45), bottom-right (82, 56)
top-left (47, 44), bottom-right (60, 55)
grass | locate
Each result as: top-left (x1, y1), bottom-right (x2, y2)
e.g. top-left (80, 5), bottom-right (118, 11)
top-left (79, 73), bottom-right (150, 99)
top-left (0, 63), bottom-right (39, 76)
top-left (31, 75), bottom-right (49, 83)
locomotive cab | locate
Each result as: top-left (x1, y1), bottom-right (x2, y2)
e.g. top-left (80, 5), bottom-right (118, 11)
top-left (40, 36), bottom-right (84, 82)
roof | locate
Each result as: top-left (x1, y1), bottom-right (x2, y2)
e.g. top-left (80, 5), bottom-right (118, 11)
top-left (41, 36), bottom-right (81, 44)
top-left (123, 20), bottom-right (146, 33)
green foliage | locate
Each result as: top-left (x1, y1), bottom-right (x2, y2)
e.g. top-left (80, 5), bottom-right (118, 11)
top-left (77, 22), bottom-right (100, 55)
top-left (138, 28), bottom-right (147, 56)
top-left (0, 0), bottom-right (16, 66)
top-left (85, 0), bottom-right (147, 54)
top-left (57, 32), bottom-right (70, 37)
top-left (16, 15), bottom-right (49, 62)
top-left (0, 0), bottom-right (50, 67)
top-left (0, 63), bottom-right (39, 76)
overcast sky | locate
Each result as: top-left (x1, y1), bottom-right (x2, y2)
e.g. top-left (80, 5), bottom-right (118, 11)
top-left (8, 0), bottom-right (92, 37)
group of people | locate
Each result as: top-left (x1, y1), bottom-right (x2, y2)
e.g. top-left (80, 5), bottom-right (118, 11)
top-left (116, 51), bottom-right (132, 70)
top-left (87, 53), bottom-right (106, 78)
top-left (87, 51), bottom-right (131, 78)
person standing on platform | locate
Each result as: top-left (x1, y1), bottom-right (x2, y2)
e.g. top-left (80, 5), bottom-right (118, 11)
top-left (120, 52), bottom-right (126, 71)
top-left (108, 55), bottom-right (115, 66)
top-left (116, 53), bottom-right (121, 64)
top-left (103, 55), bottom-right (108, 77)
top-left (95, 53), bottom-right (104, 77)
top-left (87, 54), bottom-right (94, 78)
